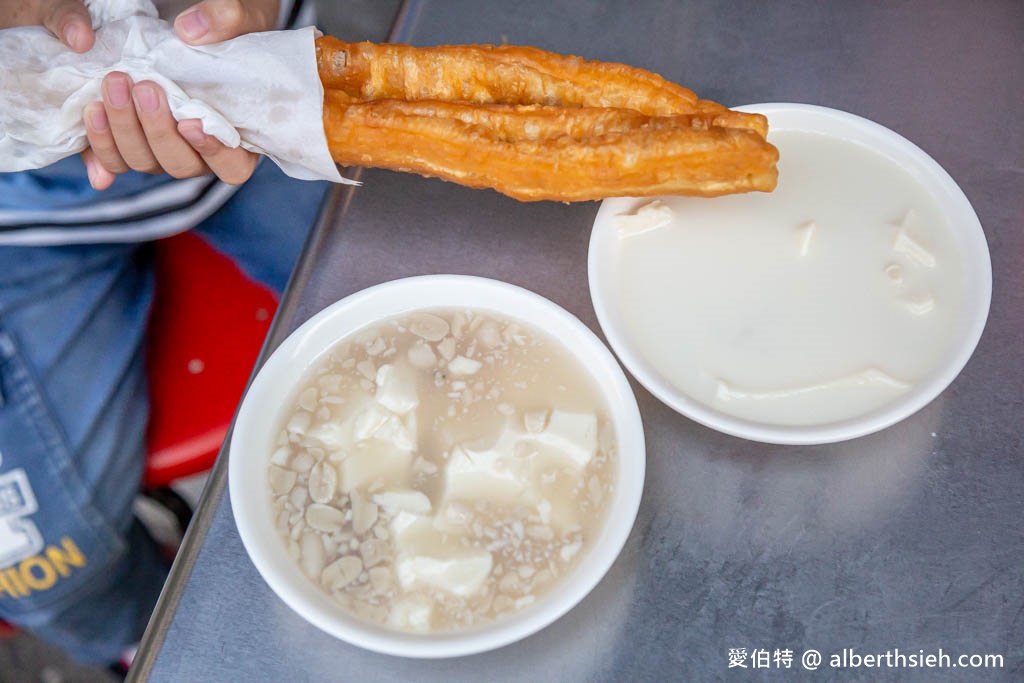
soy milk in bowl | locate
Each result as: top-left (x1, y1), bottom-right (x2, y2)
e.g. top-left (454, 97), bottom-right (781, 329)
top-left (589, 103), bottom-right (991, 444)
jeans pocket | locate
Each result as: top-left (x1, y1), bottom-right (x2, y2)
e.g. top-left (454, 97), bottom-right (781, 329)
top-left (0, 329), bottom-right (127, 621)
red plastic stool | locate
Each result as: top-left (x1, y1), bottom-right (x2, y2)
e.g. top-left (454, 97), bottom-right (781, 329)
top-left (144, 231), bottom-right (278, 488)
top-left (0, 232), bottom-right (271, 640)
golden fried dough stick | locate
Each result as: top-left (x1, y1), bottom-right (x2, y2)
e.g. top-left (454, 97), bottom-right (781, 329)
top-left (322, 93), bottom-right (779, 202)
top-left (315, 37), bottom-right (767, 138)
top-left (324, 89), bottom-right (708, 140)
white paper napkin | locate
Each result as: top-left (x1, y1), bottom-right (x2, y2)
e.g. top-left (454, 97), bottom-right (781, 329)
top-left (0, 0), bottom-right (351, 183)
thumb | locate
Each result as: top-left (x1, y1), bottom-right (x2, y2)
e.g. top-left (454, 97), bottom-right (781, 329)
top-left (174, 0), bottom-right (270, 45)
top-left (41, 0), bottom-right (95, 53)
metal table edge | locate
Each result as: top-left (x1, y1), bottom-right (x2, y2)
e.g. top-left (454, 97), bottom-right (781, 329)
top-left (127, 180), bottom-right (344, 681)
top-left (129, 4), bottom-right (431, 675)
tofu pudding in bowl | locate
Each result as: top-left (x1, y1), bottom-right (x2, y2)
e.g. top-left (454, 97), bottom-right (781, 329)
top-left (230, 276), bottom-right (644, 657)
top-left (589, 103), bottom-right (991, 444)
top-left (269, 310), bottom-right (615, 632)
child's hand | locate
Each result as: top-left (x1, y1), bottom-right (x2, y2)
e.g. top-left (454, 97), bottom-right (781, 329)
top-left (81, 0), bottom-right (280, 190)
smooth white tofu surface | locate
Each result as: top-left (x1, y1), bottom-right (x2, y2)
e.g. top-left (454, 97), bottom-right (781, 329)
top-left (390, 510), bottom-right (494, 597)
top-left (340, 441), bottom-right (412, 493)
top-left (613, 199), bottom-right (675, 238)
top-left (374, 412), bottom-right (417, 452)
top-left (304, 420), bottom-right (351, 451)
top-left (375, 363), bottom-right (420, 415)
top-left (522, 410), bottom-right (598, 468)
top-left (444, 433), bottom-right (531, 503)
top-left (390, 510), bottom-right (435, 546)
top-left (396, 552), bottom-right (493, 597)
top-left (447, 355), bottom-right (483, 376)
top-left (373, 490), bottom-right (433, 515)
top-left (351, 403), bottom-right (417, 452)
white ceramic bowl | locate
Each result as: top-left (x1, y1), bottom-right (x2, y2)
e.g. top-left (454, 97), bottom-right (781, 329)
top-left (588, 103), bottom-right (991, 445)
top-left (229, 275), bottom-right (645, 658)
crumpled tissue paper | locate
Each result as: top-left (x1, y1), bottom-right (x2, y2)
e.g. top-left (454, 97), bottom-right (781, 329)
top-left (0, 0), bottom-right (351, 183)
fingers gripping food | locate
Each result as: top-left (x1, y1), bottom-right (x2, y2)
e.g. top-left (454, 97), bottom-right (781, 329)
top-left (316, 38), bottom-right (778, 201)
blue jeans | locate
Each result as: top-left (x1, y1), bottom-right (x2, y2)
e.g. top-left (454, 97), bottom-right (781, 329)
top-left (0, 162), bottom-right (328, 664)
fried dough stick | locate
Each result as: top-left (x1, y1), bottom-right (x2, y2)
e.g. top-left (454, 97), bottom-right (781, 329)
top-left (315, 38), bottom-right (767, 137)
top-left (322, 93), bottom-right (778, 202)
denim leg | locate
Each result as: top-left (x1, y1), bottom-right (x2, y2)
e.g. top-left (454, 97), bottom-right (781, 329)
top-left (0, 243), bottom-right (169, 664)
top-left (0, 163), bottom-right (327, 664)
top-left (194, 159), bottom-right (330, 294)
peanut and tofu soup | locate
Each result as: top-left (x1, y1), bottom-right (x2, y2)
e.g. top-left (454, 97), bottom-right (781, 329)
top-left (266, 309), bottom-right (616, 633)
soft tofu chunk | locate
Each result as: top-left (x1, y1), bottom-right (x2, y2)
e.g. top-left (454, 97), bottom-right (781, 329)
top-left (353, 404), bottom-right (390, 441)
top-left (353, 404), bottom-right (416, 452)
top-left (373, 490), bottom-right (432, 515)
top-left (396, 551), bottom-right (493, 597)
top-left (305, 395), bottom-right (371, 450)
top-left (390, 510), bottom-right (434, 544)
top-left (304, 421), bottom-right (351, 451)
top-left (447, 355), bottom-right (483, 376)
top-left (613, 200), bottom-right (675, 238)
top-left (391, 512), bottom-right (493, 597)
top-left (444, 433), bottom-right (531, 503)
top-left (340, 441), bottom-right (412, 493)
top-left (431, 500), bottom-right (474, 533)
top-left (388, 597), bottom-right (433, 633)
top-left (522, 410), bottom-right (597, 468)
top-left (375, 364), bottom-right (419, 415)
top-left (375, 412), bottom-right (417, 452)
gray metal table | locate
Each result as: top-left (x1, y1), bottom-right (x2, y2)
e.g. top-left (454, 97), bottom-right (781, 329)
top-left (132, 1), bottom-right (1024, 680)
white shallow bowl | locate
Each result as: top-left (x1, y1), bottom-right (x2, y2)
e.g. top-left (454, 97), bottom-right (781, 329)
top-left (588, 103), bottom-right (991, 445)
top-left (230, 275), bottom-right (645, 658)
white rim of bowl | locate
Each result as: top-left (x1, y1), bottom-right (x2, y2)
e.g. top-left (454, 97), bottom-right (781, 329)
top-left (588, 102), bottom-right (992, 445)
top-left (229, 274), bottom-right (645, 658)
